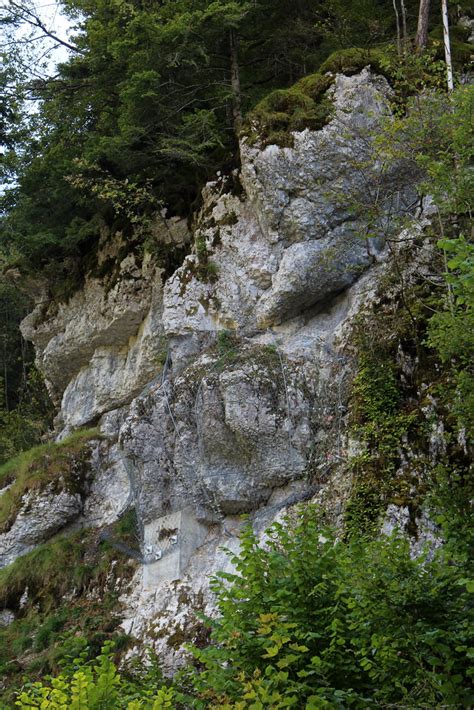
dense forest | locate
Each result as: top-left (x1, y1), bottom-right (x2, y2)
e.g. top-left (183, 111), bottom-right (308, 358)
top-left (0, 0), bottom-right (473, 707)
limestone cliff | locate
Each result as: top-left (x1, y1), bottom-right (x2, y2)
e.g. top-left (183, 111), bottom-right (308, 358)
top-left (1, 69), bottom-right (443, 671)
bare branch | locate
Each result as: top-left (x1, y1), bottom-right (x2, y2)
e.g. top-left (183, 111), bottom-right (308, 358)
top-left (7, 0), bottom-right (85, 55)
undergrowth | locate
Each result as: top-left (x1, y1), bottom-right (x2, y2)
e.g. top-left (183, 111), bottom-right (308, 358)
top-left (0, 521), bottom-right (138, 704)
top-left (12, 506), bottom-right (473, 708)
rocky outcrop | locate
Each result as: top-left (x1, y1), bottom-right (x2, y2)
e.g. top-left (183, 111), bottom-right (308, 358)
top-left (0, 486), bottom-right (82, 568)
top-left (164, 69), bottom-right (414, 338)
top-left (12, 68), bottom-right (434, 671)
top-left (21, 248), bottom-right (170, 430)
top-left (120, 345), bottom-right (312, 524)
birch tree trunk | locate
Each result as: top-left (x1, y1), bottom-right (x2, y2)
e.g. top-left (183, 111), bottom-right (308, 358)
top-left (441, 0), bottom-right (454, 91)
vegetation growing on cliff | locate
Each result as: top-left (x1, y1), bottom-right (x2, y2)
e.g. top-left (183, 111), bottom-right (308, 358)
top-left (1, 0), bottom-right (443, 270)
top-left (0, 427), bottom-right (99, 532)
top-left (0, 278), bottom-right (53, 466)
top-left (0, 520), bottom-right (138, 706)
top-left (12, 506), bottom-right (474, 708)
top-left (0, 0), bottom-right (472, 706)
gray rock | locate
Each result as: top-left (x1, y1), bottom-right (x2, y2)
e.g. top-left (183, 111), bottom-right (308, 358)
top-left (164, 69), bottom-right (414, 338)
top-left (381, 504), bottom-right (442, 559)
top-left (0, 609), bottom-right (15, 627)
top-left (0, 486), bottom-right (83, 568)
top-left (79, 439), bottom-right (131, 528)
top-left (255, 226), bottom-right (373, 326)
top-left (21, 250), bottom-right (168, 429)
top-left (120, 347), bottom-right (312, 524)
top-left (14, 68), bottom-right (436, 674)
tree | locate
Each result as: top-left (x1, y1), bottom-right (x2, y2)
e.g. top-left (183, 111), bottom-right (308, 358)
top-left (0, 0), bottom-right (328, 266)
top-left (441, 0), bottom-right (454, 90)
top-left (415, 0), bottom-right (430, 49)
top-left (0, 0), bottom-right (430, 272)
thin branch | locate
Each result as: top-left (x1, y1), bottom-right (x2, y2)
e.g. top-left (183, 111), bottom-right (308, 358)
top-left (7, 0), bottom-right (85, 55)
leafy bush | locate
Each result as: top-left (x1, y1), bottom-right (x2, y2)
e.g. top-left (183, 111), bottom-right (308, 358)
top-left (185, 508), bottom-right (473, 708)
top-left (10, 508), bottom-right (473, 708)
top-left (15, 642), bottom-right (176, 709)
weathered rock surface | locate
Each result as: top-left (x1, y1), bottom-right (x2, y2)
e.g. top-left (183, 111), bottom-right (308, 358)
top-left (381, 504), bottom-right (442, 559)
top-left (79, 438), bottom-right (131, 528)
top-left (13, 68), bottom-right (436, 672)
top-left (120, 345), bottom-right (312, 525)
top-left (22, 251), bottom-right (168, 430)
top-left (0, 486), bottom-right (82, 568)
top-left (164, 69), bottom-right (413, 337)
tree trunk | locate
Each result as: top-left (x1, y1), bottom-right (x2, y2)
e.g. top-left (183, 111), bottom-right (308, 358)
top-left (400, 0), bottom-right (408, 47)
top-left (392, 0), bottom-right (402, 55)
top-left (415, 0), bottom-right (430, 50)
top-left (441, 0), bottom-right (454, 91)
top-left (229, 28), bottom-right (242, 135)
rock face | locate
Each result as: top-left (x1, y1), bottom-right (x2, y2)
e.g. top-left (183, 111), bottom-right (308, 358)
top-left (11, 68), bottom-right (432, 670)
top-left (21, 243), bottom-right (171, 430)
top-left (0, 487), bottom-right (82, 568)
top-left (164, 69), bottom-right (412, 337)
top-left (120, 346), bottom-right (312, 525)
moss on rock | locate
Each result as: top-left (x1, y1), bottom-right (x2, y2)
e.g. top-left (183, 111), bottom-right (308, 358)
top-left (244, 73), bottom-right (334, 148)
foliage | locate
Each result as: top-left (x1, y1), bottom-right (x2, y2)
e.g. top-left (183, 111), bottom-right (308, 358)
top-left (244, 43), bottom-right (448, 148)
top-left (314, 0), bottom-right (417, 51)
top-left (427, 235), bottom-right (474, 431)
top-left (245, 73), bottom-right (334, 148)
top-left (180, 508), bottom-right (473, 708)
top-left (7, 508), bottom-right (473, 708)
top-left (0, 522), bottom-right (138, 702)
top-left (15, 642), bottom-right (177, 709)
top-left (339, 82), bottom-right (473, 540)
top-left (0, 0), bottom-right (421, 272)
top-left (346, 348), bottom-right (417, 537)
top-left (0, 275), bottom-right (54, 465)
top-left (415, 85), bottom-right (474, 435)
top-left (0, 495), bottom-right (97, 610)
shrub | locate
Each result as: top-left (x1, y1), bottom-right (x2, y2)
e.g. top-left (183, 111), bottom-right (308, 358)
top-left (185, 507), bottom-right (473, 708)
top-left (15, 642), bottom-right (177, 709)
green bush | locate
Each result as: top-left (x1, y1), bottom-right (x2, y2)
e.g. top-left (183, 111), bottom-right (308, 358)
top-left (15, 642), bottom-right (176, 709)
top-left (9, 508), bottom-right (473, 708)
top-left (185, 508), bottom-right (473, 708)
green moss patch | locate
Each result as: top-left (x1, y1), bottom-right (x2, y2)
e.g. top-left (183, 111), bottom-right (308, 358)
top-left (243, 39), bottom-right (469, 149)
top-left (0, 428), bottom-right (100, 534)
top-left (244, 74), bottom-right (334, 148)
top-left (318, 47), bottom-right (386, 76)
top-left (243, 47), bottom-right (393, 148)
top-left (344, 257), bottom-right (472, 539)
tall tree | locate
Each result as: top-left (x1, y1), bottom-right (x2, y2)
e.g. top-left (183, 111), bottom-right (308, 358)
top-left (0, 0), bottom-right (424, 271)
